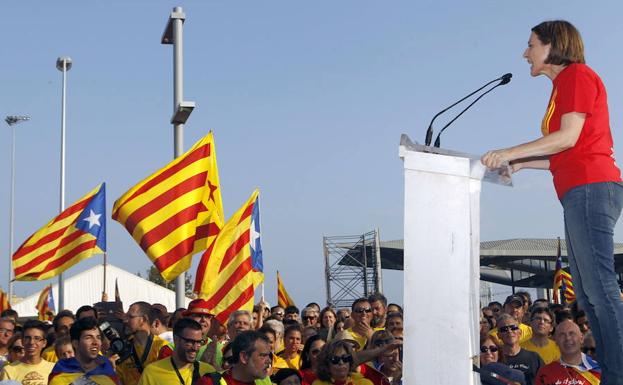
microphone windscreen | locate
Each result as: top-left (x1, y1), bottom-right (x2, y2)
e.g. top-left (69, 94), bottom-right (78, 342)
top-left (500, 73), bottom-right (512, 85)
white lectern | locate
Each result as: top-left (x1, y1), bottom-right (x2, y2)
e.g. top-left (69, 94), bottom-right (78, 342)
top-left (399, 134), bottom-right (511, 385)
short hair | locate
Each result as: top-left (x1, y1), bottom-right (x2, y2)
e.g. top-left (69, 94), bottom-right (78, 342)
top-left (149, 307), bottom-right (168, 326)
top-left (76, 305), bottom-right (97, 319)
top-left (301, 306), bottom-right (318, 317)
top-left (496, 313), bottom-right (518, 326)
top-left (387, 303), bottom-right (403, 314)
top-left (488, 301), bottom-right (502, 309)
top-left (530, 307), bottom-right (555, 323)
top-left (531, 20), bottom-right (585, 65)
top-left (0, 317), bottom-right (16, 327)
top-left (227, 310), bottom-right (252, 328)
top-left (284, 306), bottom-right (299, 315)
top-left (351, 298), bottom-right (369, 311)
top-left (368, 293), bottom-right (387, 307)
top-left (270, 306), bottom-right (284, 313)
top-left (229, 330), bottom-right (270, 364)
top-left (53, 310), bottom-right (75, 331)
top-left (556, 310), bottom-right (574, 325)
top-left (130, 301), bottom-right (153, 323)
top-left (263, 319), bottom-right (284, 335)
top-left (386, 312), bottom-right (403, 322)
top-left (22, 320), bottom-right (47, 336)
top-left (305, 303), bottom-right (321, 312)
top-left (258, 325), bottom-right (276, 339)
top-left (0, 309), bottom-right (18, 319)
top-left (284, 324), bottom-right (303, 339)
top-left (69, 317), bottom-right (100, 341)
top-left (515, 291), bottom-right (532, 308)
top-left (316, 339), bottom-right (356, 382)
top-left (271, 368), bottom-right (302, 385)
top-left (173, 318), bottom-right (202, 336)
top-left (283, 319), bottom-right (299, 327)
top-left (54, 336), bottom-right (72, 350)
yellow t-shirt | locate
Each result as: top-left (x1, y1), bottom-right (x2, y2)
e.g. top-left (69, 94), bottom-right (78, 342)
top-left (273, 353), bottom-right (301, 370)
top-left (346, 328), bottom-right (384, 351)
top-left (489, 323), bottom-right (533, 345)
top-left (312, 373), bottom-right (373, 385)
top-left (41, 346), bottom-right (58, 363)
top-left (520, 338), bottom-right (561, 364)
top-left (0, 359), bottom-right (55, 385)
top-left (138, 357), bottom-right (215, 385)
top-left (116, 335), bottom-right (169, 385)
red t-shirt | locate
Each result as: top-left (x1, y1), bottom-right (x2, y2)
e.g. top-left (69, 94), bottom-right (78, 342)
top-left (541, 63), bottom-right (621, 199)
top-left (300, 368), bottom-right (318, 385)
top-left (535, 361), bottom-right (600, 385)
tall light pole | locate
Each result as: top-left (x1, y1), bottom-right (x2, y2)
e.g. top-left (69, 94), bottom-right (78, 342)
top-left (5, 115), bottom-right (30, 305)
top-left (162, 6), bottom-right (195, 309)
top-left (56, 56), bottom-right (72, 310)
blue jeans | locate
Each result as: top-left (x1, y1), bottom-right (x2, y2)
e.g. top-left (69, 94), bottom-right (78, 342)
top-left (562, 182), bottom-right (623, 384)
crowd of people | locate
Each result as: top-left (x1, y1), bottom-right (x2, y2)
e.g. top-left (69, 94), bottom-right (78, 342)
top-left (479, 291), bottom-right (601, 385)
top-left (0, 293), bottom-right (403, 385)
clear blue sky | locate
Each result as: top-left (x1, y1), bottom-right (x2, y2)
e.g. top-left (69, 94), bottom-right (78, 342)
top-left (2, 1), bottom-right (623, 307)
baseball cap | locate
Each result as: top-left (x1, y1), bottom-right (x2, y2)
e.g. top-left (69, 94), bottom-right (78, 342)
top-left (183, 299), bottom-right (214, 316)
top-left (503, 294), bottom-right (524, 307)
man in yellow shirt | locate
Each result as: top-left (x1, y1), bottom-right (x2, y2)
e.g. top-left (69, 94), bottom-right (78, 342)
top-left (0, 320), bottom-right (55, 385)
top-left (347, 298), bottom-right (381, 350)
top-left (489, 295), bottom-right (533, 345)
top-left (138, 318), bottom-right (216, 385)
top-left (520, 307), bottom-right (560, 364)
top-left (116, 302), bottom-right (169, 385)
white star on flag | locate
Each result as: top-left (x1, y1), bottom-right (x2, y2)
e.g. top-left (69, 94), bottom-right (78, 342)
top-left (83, 209), bottom-right (102, 229)
top-left (250, 219), bottom-right (260, 251)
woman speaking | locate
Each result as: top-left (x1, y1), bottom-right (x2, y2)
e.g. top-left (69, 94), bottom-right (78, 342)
top-left (481, 20), bottom-right (623, 383)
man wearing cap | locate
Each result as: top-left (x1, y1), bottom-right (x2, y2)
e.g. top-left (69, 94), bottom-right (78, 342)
top-left (534, 319), bottom-right (601, 385)
top-left (489, 295), bottom-right (533, 345)
top-left (183, 299), bottom-right (224, 369)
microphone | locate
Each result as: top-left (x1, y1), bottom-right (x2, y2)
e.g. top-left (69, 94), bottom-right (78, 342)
top-left (424, 73), bottom-right (512, 147)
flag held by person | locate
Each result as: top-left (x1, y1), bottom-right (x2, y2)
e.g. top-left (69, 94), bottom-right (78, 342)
top-left (0, 288), bottom-right (10, 313)
top-left (12, 183), bottom-right (106, 281)
top-left (112, 132), bottom-right (224, 282)
top-left (36, 285), bottom-right (55, 321)
top-left (195, 189), bottom-right (264, 323)
top-left (277, 271), bottom-right (296, 308)
top-left (553, 237), bottom-right (575, 304)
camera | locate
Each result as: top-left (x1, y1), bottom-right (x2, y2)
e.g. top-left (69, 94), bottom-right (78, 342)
top-left (99, 321), bottom-right (132, 363)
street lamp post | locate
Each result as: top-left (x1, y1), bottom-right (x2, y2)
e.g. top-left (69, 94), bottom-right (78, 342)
top-left (162, 6), bottom-right (195, 309)
top-left (5, 115), bottom-right (30, 305)
top-left (56, 56), bottom-right (72, 310)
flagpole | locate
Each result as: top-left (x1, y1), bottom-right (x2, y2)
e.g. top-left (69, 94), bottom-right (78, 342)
top-left (56, 57), bottom-right (72, 311)
top-left (102, 252), bottom-right (107, 300)
top-left (162, 7), bottom-right (195, 309)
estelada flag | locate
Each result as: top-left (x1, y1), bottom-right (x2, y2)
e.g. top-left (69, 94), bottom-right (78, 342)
top-left (277, 271), bottom-right (296, 308)
top-left (195, 189), bottom-right (264, 323)
top-left (112, 132), bottom-right (224, 282)
top-left (36, 285), bottom-right (55, 321)
top-left (13, 184), bottom-right (106, 281)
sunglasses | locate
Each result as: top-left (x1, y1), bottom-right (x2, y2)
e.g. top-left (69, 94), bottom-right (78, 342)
top-left (303, 316), bottom-right (317, 321)
top-left (329, 354), bottom-right (353, 365)
top-left (274, 312), bottom-right (285, 316)
top-left (353, 308), bottom-right (372, 314)
top-left (499, 325), bottom-right (520, 333)
top-left (480, 345), bottom-right (499, 353)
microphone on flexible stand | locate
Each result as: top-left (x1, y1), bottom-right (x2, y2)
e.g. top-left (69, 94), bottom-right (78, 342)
top-left (424, 73), bottom-right (512, 147)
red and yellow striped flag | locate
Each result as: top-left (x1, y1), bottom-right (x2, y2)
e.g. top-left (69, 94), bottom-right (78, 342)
top-left (195, 189), bottom-right (264, 324)
top-left (36, 285), bottom-right (55, 321)
top-left (553, 237), bottom-right (575, 304)
top-left (112, 132), bottom-right (224, 282)
top-left (277, 271), bottom-right (296, 308)
top-left (0, 288), bottom-right (11, 313)
top-left (13, 184), bottom-right (106, 281)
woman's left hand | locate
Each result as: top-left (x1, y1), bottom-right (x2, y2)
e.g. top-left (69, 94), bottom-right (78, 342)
top-left (481, 149), bottom-right (511, 169)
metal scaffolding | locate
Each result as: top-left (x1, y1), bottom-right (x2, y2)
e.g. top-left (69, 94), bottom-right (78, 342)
top-left (323, 229), bottom-right (383, 308)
